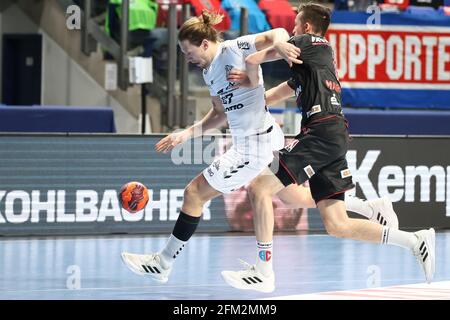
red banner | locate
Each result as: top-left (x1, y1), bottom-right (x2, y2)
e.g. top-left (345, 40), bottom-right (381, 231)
top-left (327, 25), bottom-right (450, 89)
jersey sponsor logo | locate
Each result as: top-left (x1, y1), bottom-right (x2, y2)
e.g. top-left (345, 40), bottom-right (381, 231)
top-left (341, 168), bottom-right (352, 179)
top-left (224, 103), bottom-right (244, 112)
top-left (295, 85), bottom-right (302, 97)
top-left (307, 105), bottom-right (322, 118)
top-left (258, 250), bottom-right (272, 262)
top-left (217, 86), bottom-right (238, 97)
top-left (225, 82), bottom-right (237, 91)
top-left (331, 94), bottom-right (341, 106)
top-left (304, 165), bottom-right (315, 178)
top-left (237, 40), bottom-right (250, 50)
top-left (284, 139), bottom-right (299, 152)
top-left (311, 35), bottom-right (329, 45)
top-left (325, 80), bottom-right (342, 93)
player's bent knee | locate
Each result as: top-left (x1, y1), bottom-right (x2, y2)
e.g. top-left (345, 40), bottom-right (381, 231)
top-left (248, 180), bottom-right (270, 201)
top-left (280, 191), bottom-right (312, 209)
top-left (323, 219), bottom-right (350, 238)
top-left (184, 182), bottom-right (205, 206)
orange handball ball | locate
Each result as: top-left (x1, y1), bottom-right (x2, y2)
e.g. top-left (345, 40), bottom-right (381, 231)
top-left (119, 181), bottom-right (149, 213)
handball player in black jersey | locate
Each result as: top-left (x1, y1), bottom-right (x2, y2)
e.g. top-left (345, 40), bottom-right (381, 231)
top-left (221, 3), bottom-right (435, 291)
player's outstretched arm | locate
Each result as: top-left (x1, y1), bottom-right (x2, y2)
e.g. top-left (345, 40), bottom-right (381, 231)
top-left (253, 28), bottom-right (290, 51)
top-left (195, 96), bottom-right (227, 134)
top-left (244, 47), bottom-right (281, 87)
top-left (155, 96), bottom-right (226, 153)
top-left (273, 41), bottom-right (302, 67)
top-left (265, 81), bottom-right (295, 106)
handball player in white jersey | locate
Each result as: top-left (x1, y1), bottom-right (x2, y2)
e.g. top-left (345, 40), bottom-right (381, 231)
top-left (121, 11), bottom-right (398, 287)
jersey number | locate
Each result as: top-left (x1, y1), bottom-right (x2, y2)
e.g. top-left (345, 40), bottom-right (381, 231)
top-left (221, 93), bottom-right (233, 105)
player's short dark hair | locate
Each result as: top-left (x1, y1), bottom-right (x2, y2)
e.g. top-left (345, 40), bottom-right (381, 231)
top-left (298, 3), bottom-right (331, 36)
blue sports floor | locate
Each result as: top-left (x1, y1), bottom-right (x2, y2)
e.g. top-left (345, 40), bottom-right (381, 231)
top-left (0, 231), bottom-right (449, 300)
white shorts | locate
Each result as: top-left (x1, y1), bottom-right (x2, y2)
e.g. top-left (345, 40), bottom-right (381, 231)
top-left (203, 123), bottom-right (285, 194)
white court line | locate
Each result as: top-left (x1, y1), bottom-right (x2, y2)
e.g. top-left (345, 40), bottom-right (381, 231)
top-left (0, 278), bottom-right (428, 296)
top-left (263, 281), bottom-right (450, 300)
top-left (0, 234), bottom-right (329, 244)
top-left (0, 283), bottom-right (233, 294)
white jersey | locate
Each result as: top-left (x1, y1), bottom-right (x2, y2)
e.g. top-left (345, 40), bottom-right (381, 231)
top-left (203, 34), bottom-right (275, 137)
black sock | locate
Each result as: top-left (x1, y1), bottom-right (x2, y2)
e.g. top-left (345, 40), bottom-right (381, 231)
top-left (172, 211), bottom-right (200, 242)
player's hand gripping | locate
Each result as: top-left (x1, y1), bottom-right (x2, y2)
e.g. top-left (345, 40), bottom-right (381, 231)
top-left (155, 129), bottom-right (191, 153)
top-left (226, 68), bottom-right (252, 87)
top-left (274, 41), bottom-right (302, 67)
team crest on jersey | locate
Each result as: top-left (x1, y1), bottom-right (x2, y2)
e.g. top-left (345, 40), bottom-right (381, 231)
top-left (223, 65), bottom-right (238, 89)
top-left (224, 65), bottom-right (233, 79)
top-left (237, 40), bottom-right (250, 50)
top-left (340, 169), bottom-right (352, 179)
top-left (225, 65), bottom-right (233, 73)
top-left (304, 165), bottom-right (315, 178)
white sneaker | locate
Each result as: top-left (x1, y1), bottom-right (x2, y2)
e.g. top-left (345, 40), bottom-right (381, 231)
top-left (368, 197), bottom-right (399, 229)
top-left (121, 252), bottom-right (171, 283)
top-left (413, 228), bottom-right (436, 284)
top-left (221, 259), bottom-right (275, 293)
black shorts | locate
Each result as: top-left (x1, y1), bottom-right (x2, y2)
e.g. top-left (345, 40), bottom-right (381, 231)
top-left (271, 115), bottom-right (355, 203)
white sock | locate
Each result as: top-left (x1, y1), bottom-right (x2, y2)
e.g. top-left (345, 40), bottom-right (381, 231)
top-left (345, 194), bottom-right (373, 219)
top-left (159, 234), bottom-right (186, 269)
top-left (255, 241), bottom-right (273, 277)
top-left (381, 226), bottom-right (417, 250)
